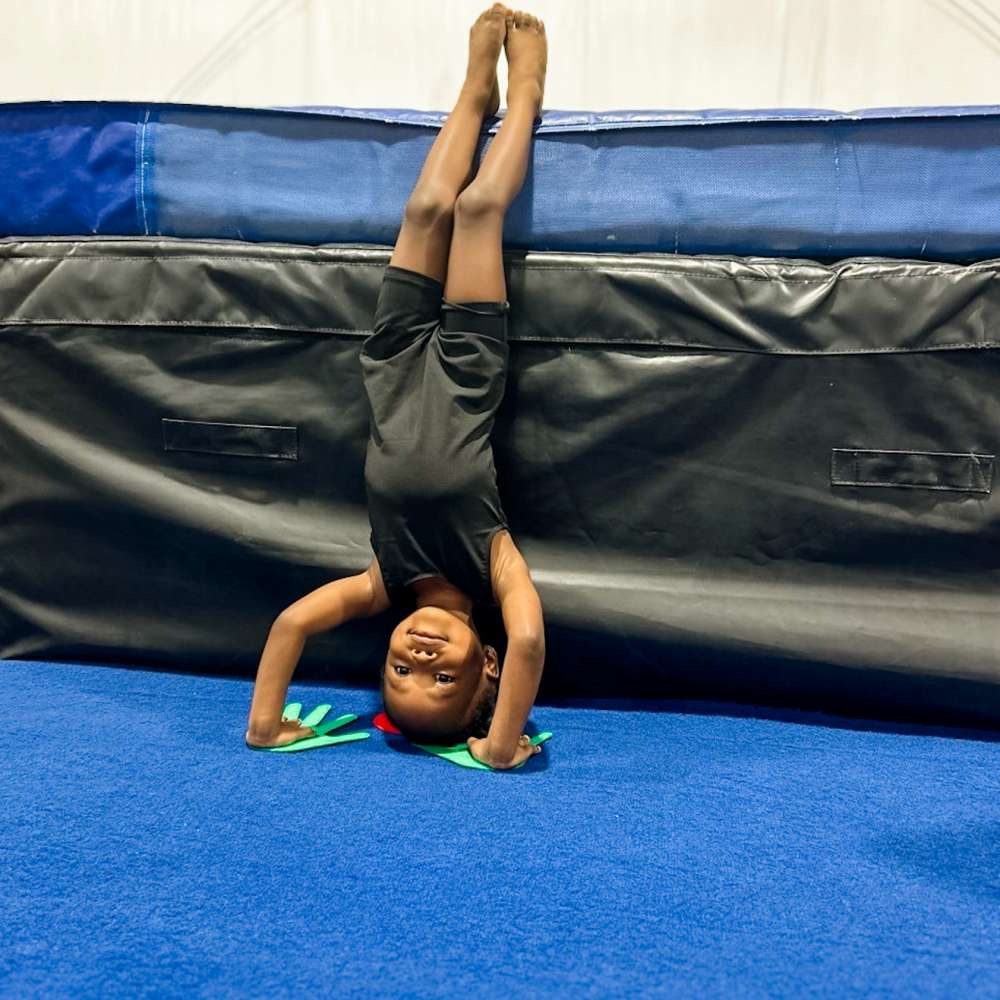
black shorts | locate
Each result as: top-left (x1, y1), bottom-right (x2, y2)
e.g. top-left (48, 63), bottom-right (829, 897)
top-left (366, 264), bottom-right (509, 363)
top-left (360, 265), bottom-right (512, 447)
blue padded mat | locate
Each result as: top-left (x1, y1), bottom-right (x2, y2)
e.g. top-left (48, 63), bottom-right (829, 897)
top-left (4, 100), bottom-right (1000, 259)
top-left (2, 657), bottom-right (999, 998)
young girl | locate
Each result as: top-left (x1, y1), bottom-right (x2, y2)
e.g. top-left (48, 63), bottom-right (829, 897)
top-left (246, 6), bottom-right (548, 770)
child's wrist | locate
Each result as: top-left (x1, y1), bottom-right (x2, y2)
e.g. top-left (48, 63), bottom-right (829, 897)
top-left (480, 736), bottom-right (517, 767)
top-left (246, 717), bottom-right (280, 744)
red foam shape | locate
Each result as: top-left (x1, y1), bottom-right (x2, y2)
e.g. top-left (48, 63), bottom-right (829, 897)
top-left (373, 711), bottom-right (401, 734)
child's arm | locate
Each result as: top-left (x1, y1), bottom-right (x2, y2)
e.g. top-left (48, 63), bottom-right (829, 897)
top-left (245, 561), bottom-right (390, 746)
top-left (470, 547), bottom-right (546, 768)
top-left (472, 633), bottom-right (545, 767)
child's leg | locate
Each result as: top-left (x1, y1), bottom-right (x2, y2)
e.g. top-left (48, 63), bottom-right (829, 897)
top-left (388, 5), bottom-right (509, 285)
top-left (443, 11), bottom-right (547, 304)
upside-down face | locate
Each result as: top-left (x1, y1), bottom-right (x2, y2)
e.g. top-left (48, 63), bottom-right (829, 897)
top-left (380, 606), bottom-right (499, 742)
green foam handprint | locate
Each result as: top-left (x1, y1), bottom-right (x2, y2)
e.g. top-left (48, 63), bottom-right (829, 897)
top-left (414, 731), bottom-right (553, 770)
top-left (248, 702), bottom-right (370, 753)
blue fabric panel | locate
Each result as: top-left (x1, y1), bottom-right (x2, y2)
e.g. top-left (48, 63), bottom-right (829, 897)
top-left (5, 100), bottom-right (1000, 258)
top-left (840, 117), bottom-right (1000, 258)
top-left (0, 102), bottom-right (145, 237)
top-left (153, 110), bottom-right (419, 246)
top-left (153, 107), bottom-right (1000, 258)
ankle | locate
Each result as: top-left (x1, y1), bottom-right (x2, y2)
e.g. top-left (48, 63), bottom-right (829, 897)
top-left (507, 78), bottom-right (543, 109)
top-left (460, 81), bottom-right (494, 111)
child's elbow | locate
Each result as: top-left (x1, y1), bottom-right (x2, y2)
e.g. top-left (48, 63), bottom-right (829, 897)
top-left (510, 630), bottom-right (546, 662)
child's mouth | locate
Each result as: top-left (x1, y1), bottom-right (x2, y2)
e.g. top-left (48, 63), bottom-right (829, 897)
top-left (410, 630), bottom-right (445, 641)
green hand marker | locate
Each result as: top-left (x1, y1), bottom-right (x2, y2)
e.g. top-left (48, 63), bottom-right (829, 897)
top-left (247, 702), bottom-right (370, 753)
top-left (414, 731), bottom-right (553, 770)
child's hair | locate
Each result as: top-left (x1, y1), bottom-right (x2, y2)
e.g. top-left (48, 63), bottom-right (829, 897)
top-left (382, 604), bottom-right (506, 745)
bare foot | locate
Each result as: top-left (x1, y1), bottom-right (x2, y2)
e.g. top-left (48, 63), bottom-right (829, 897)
top-left (465, 3), bottom-right (511, 117)
top-left (504, 10), bottom-right (547, 108)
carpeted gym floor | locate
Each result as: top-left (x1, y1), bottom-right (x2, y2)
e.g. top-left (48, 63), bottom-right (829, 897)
top-left (2, 658), bottom-right (998, 998)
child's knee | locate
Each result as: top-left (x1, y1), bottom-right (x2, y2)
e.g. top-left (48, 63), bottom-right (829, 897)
top-left (454, 183), bottom-right (506, 219)
top-left (405, 187), bottom-right (456, 225)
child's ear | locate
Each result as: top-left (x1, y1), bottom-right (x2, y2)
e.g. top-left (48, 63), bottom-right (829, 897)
top-left (484, 645), bottom-right (499, 680)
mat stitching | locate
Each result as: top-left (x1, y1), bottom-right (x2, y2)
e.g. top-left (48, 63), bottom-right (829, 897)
top-left (4, 256), bottom-right (1000, 284)
top-left (137, 110), bottom-right (151, 236)
top-left (1, 319), bottom-right (997, 354)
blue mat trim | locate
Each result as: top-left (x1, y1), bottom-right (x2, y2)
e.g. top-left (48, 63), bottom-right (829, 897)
top-left (4, 100), bottom-right (1000, 258)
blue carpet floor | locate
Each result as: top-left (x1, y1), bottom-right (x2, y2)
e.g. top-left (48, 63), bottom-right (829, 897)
top-left (1, 658), bottom-right (998, 998)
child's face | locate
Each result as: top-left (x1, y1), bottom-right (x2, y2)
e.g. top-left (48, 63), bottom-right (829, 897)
top-left (381, 607), bottom-right (498, 737)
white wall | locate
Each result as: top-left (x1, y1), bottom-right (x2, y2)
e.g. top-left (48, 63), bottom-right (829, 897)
top-left (2, 0), bottom-right (999, 112)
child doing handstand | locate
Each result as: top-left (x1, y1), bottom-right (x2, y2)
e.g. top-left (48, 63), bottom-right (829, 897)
top-left (246, 5), bottom-right (548, 770)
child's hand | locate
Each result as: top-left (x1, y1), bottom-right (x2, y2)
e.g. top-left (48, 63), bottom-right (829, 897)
top-left (466, 734), bottom-right (541, 770)
top-left (245, 703), bottom-right (370, 753)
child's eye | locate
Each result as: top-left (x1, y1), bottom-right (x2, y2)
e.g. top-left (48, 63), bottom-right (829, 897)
top-left (393, 665), bottom-right (410, 675)
top-left (435, 674), bottom-right (454, 684)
